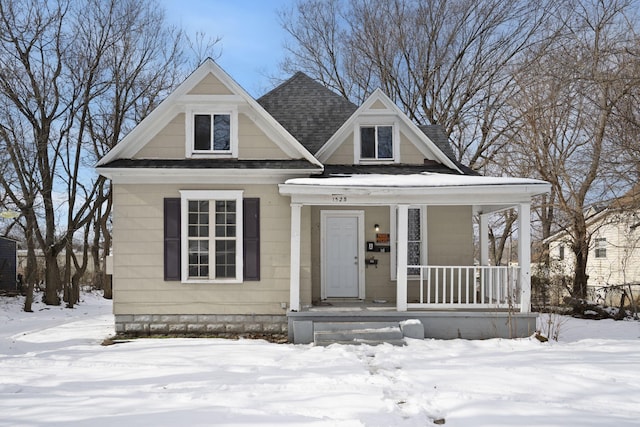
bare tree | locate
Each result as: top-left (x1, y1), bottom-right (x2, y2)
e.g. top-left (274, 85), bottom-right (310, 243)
top-left (508, 0), bottom-right (640, 299)
top-left (280, 0), bottom-right (552, 170)
top-left (0, 0), bottom-right (190, 306)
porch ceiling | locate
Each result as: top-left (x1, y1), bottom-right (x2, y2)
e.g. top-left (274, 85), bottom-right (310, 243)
top-left (279, 172), bottom-right (551, 206)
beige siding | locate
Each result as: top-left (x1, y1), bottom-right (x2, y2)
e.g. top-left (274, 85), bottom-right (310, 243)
top-left (237, 114), bottom-right (289, 159)
top-left (112, 183), bottom-right (310, 315)
top-left (399, 133), bottom-right (427, 164)
top-left (134, 113), bottom-right (185, 159)
top-left (324, 130), bottom-right (431, 165)
top-left (133, 113), bottom-right (290, 161)
top-left (370, 99), bottom-right (387, 109)
top-left (427, 206), bottom-right (474, 265)
top-left (324, 131), bottom-right (354, 164)
top-left (187, 73), bottom-right (233, 95)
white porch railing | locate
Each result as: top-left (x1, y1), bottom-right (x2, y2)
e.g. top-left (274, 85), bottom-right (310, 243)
top-left (406, 265), bottom-right (521, 309)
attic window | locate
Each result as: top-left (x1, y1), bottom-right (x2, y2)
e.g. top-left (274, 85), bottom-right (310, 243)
top-left (186, 108), bottom-right (237, 158)
top-left (360, 125), bottom-right (393, 160)
top-left (194, 114), bottom-right (230, 151)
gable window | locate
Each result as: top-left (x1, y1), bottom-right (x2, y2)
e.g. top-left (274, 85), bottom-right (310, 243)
top-left (194, 114), bottom-right (230, 151)
top-left (180, 190), bottom-right (243, 283)
top-left (360, 125), bottom-right (393, 160)
top-left (594, 238), bottom-right (607, 258)
top-left (186, 108), bottom-right (238, 158)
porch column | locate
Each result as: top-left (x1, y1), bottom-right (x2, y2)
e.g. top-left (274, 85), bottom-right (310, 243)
top-left (518, 202), bottom-right (531, 313)
top-left (479, 213), bottom-right (489, 266)
top-left (289, 203), bottom-right (302, 312)
top-left (396, 204), bottom-right (408, 311)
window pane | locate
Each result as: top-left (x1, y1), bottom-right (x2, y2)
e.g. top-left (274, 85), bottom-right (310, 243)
top-left (378, 126), bottom-right (393, 158)
top-left (213, 114), bottom-right (231, 151)
top-left (194, 115), bottom-right (211, 150)
top-left (408, 208), bottom-right (421, 240)
top-left (360, 127), bottom-right (375, 158)
top-left (215, 240), bottom-right (236, 278)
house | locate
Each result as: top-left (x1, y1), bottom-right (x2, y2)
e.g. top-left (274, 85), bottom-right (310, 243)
top-left (96, 59), bottom-right (550, 343)
top-left (546, 186), bottom-right (640, 305)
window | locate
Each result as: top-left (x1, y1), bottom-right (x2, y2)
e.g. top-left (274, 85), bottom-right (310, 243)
top-left (594, 238), bottom-right (607, 258)
top-left (164, 195), bottom-right (260, 282)
top-left (391, 206), bottom-right (427, 279)
top-left (181, 190), bottom-right (243, 283)
top-left (186, 108), bottom-right (237, 157)
top-left (360, 125), bottom-right (393, 160)
top-left (558, 244), bottom-right (565, 260)
top-left (407, 208), bottom-right (422, 275)
top-left (194, 114), bottom-right (230, 152)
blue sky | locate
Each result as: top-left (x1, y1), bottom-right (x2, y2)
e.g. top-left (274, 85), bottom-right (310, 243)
top-left (160, 0), bottom-right (294, 97)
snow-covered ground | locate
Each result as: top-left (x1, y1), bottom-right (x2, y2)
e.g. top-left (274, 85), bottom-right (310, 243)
top-left (1, 293), bottom-right (639, 427)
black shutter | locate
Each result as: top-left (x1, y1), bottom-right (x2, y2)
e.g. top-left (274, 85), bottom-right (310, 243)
top-left (243, 198), bottom-right (260, 281)
top-left (164, 198), bottom-right (181, 281)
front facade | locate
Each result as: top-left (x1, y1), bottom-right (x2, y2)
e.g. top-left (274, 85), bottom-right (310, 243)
top-left (97, 59), bottom-right (550, 342)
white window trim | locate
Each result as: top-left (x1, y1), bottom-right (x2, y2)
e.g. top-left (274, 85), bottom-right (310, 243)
top-left (353, 118), bottom-right (400, 164)
top-left (185, 106), bottom-right (238, 158)
top-left (390, 205), bottom-right (428, 280)
top-left (180, 190), bottom-right (244, 283)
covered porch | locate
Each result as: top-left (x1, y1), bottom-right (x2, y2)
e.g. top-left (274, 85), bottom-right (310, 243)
top-left (279, 173), bottom-right (550, 343)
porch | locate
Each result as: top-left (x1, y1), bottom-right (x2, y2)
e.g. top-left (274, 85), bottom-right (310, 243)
top-left (279, 172), bottom-right (550, 344)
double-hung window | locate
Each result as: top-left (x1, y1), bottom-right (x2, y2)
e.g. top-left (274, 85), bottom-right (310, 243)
top-left (594, 238), bottom-right (607, 258)
top-left (360, 125), bottom-right (394, 160)
top-left (186, 108), bottom-right (237, 157)
top-left (180, 190), bottom-right (243, 283)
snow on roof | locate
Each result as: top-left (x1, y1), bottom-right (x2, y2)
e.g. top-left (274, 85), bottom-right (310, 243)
top-left (285, 172), bottom-right (548, 188)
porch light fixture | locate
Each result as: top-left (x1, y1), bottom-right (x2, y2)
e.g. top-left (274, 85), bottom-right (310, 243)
top-left (374, 224), bottom-right (380, 232)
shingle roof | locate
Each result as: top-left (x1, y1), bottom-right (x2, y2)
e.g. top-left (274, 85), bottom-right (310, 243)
top-left (257, 72), bottom-right (357, 155)
top-left (418, 125), bottom-right (478, 175)
top-left (97, 158), bottom-right (321, 170)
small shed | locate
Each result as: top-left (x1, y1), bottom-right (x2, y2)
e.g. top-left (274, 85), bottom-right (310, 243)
top-left (0, 236), bottom-right (18, 291)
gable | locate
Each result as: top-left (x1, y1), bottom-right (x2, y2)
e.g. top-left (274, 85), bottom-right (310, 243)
top-left (317, 89), bottom-right (462, 172)
top-left (187, 73), bottom-right (234, 95)
top-left (97, 59), bottom-right (321, 169)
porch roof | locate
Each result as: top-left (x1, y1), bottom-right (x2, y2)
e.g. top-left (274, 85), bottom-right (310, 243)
top-left (279, 172), bottom-right (551, 208)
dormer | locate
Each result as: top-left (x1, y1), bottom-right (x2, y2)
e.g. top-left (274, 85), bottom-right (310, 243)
top-left (316, 89), bottom-right (462, 172)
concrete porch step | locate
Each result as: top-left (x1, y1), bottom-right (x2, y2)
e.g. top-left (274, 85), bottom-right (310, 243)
top-left (313, 321), bottom-right (405, 346)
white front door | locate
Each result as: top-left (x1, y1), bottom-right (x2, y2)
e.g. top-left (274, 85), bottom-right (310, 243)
top-left (322, 211), bottom-right (364, 298)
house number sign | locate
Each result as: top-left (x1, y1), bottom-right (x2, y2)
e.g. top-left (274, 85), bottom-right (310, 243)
top-left (331, 194), bottom-right (348, 203)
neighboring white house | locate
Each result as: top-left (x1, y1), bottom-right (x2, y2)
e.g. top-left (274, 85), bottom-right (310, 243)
top-left (546, 187), bottom-right (640, 305)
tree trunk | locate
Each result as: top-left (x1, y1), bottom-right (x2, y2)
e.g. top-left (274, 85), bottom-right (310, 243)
top-left (572, 240), bottom-right (589, 300)
top-left (23, 282), bottom-right (34, 313)
top-left (44, 251), bottom-right (61, 306)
